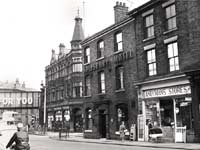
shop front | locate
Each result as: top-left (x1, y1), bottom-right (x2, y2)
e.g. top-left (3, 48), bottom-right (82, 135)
top-left (137, 76), bottom-right (193, 142)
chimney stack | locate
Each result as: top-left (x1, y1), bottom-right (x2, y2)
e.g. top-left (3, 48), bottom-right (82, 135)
top-left (59, 43), bottom-right (65, 58)
top-left (114, 1), bottom-right (128, 23)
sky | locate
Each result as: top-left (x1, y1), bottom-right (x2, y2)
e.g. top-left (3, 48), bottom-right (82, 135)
top-left (0, 0), bottom-right (149, 90)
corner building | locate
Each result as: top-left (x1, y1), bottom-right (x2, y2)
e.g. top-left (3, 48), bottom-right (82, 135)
top-left (81, 2), bottom-right (138, 139)
top-left (128, 0), bottom-right (200, 142)
top-left (45, 16), bottom-right (84, 132)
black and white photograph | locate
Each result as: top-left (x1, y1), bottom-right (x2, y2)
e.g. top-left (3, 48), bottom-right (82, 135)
top-left (0, 0), bottom-right (200, 149)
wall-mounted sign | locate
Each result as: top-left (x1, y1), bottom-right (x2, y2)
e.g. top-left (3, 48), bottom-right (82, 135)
top-left (0, 98), bottom-right (33, 105)
top-left (142, 85), bottom-right (191, 99)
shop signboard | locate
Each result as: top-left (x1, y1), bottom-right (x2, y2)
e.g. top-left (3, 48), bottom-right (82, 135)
top-left (142, 85), bottom-right (191, 99)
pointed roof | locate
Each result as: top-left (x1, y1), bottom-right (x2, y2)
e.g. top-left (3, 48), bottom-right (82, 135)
top-left (71, 16), bottom-right (84, 42)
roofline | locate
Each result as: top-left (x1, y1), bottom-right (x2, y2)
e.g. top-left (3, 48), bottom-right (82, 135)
top-left (81, 17), bottom-right (134, 46)
top-left (127, 0), bottom-right (162, 16)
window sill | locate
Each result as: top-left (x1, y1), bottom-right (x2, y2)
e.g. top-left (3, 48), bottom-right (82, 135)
top-left (143, 36), bottom-right (155, 42)
top-left (115, 131), bottom-right (130, 136)
top-left (84, 63), bottom-right (90, 66)
top-left (97, 93), bottom-right (106, 96)
top-left (115, 89), bottom-right (125, 93)
top-left (84, 130), bottom-right (92, 133)
top-left (163, 27), bottom-right (178, 35)
top-left (96, 57), bottom-right (104, 61)
top-left (114, 50), bottom-right (123, 55)
top-left (84, 95), bottom-right (92, 98)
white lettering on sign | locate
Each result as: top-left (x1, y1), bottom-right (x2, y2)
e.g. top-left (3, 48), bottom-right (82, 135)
top-left (142, 85), bottom-right (191, 99)
top-left (0, 98), bottom-right (33, 105)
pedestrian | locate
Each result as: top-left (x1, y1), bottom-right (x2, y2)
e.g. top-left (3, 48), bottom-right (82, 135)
top-left (6, 123), bottom-right (30, 150)
top-left (119, 121), bottom-right (126, 142)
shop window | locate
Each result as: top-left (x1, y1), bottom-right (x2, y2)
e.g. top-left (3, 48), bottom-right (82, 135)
top-left (116, 104), bottom-right (128, 131)
top-left (144, 14), bottom-right (154, 38)
top-left (167, 42), bottom-right (179, 72)
top-left (85, 108), bottom-right (93, 130)
top-left (160, 100), bottom-right (174, 127)
top-left (165, 4), bottom-right (177, 31)
top-left (176, 98), bottom-right (193, 129)
top-left (115, 66), bottom-right (124, 90)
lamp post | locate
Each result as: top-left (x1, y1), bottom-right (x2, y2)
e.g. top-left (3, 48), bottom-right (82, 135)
top-left (41, 81), bottom-right (46, 135)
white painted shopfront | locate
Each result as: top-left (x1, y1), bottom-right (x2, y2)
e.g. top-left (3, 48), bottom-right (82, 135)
top-left (137, 75), bottom-right (192, 142)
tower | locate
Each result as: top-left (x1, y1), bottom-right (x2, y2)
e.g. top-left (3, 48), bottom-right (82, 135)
top-left (71, 14), bottom-right (85, 50)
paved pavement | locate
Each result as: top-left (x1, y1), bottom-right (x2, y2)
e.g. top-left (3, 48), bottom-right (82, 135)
top-left (33, 132), bottom-right (200, 150)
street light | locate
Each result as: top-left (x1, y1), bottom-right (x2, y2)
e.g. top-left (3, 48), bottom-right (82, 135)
top-left (41, 81), bottom-right (46, 135)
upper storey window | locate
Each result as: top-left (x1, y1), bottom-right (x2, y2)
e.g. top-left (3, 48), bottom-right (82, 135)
top-left (167, 42), bottom-right (179, 72)
top-left (84, 47), bottom-right (90, 64)
top-left (147, 49), bottom-right (157, 76)
top-left (97, 40), bottom-right (104, 59)
top-left (114, 32), bottom-right (123, 52)
top-left (165, 4), bottom-right (176, 30)
top-left (145, 14), bottom-right (154, 38)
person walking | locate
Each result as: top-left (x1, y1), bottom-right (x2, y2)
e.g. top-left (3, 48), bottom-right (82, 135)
top-left (119, 121), bottom-right (126, 142)
top-left (6, 123), bottom-right (30, 150)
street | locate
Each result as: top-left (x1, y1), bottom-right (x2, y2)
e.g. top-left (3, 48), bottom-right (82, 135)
top-left (30, 135), bottom-right (176, 150)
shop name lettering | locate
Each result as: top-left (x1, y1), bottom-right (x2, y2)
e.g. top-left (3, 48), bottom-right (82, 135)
top-left (143, 85), bottom-right (191, 98)
top-left (0, 98), bottom-right (33, 105)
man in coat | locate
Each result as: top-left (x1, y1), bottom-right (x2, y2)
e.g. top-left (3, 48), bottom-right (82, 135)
top-left (6, 123), bottom-right (30, 150)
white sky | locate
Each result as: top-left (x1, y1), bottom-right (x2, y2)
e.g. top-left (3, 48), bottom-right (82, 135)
top-left (0, 0), bottom-right (149, 90)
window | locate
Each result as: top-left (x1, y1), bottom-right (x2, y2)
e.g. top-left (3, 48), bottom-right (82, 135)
top-left (115, 32), bottom-right (123, 52)
top-left (85, 76), bottom-right (91, 96)
top-left (72, 64), bottom-right (82, 72)
top-left (145, 14), bottom-right (154, 38)
top-left (97, 40), bottom-right (104, 59)
top-left (166, 4), bottom-right (176, 30)
top-left (72, 57), bottom-right (82, 62)
top-left (98, 71), bottom-right (105, 94)
top-left (85, 108), bottom-right (92, 130)
top-left (147, 49), bottom-right (157, 76)
top-left (72, 82), bottom-right (83, 97)
top-left (84, 47), bottom-right (90, 64)
top-left (167, 42), bottom-right (179, 72)
top-left (116, 66), bottom-right (124, 90)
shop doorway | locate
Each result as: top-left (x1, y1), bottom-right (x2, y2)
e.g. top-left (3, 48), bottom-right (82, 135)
top-left (99, 110), bottom-right (106, 138)
top-left (73, 108), bottom-right (83, 132)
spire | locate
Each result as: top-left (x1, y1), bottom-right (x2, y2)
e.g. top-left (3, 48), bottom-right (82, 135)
top-left (71, 12), bottom-right (85, 49)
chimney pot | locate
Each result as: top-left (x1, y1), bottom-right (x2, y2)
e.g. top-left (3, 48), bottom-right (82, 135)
top-left (116, 1), bottom-right (119, 5)
top-left (120, 2), bottom-right (122, 6)
top-left (123, 3), bottom-right (126, 6)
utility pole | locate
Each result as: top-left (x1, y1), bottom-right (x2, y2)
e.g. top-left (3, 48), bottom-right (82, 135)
top-left (41, 81), bottom-right (46, 135)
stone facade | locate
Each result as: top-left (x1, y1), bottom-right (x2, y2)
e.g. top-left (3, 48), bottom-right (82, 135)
top-left (45, 16), bottom-right (85, 132)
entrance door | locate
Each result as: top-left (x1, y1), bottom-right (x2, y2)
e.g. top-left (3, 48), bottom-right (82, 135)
top-left (99, 110), bottom-right (106, 138)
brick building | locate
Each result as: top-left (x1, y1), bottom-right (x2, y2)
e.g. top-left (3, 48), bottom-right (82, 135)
top-left (45, 15), bottom-right (84, 132)
top-left (81, 2), bottom-right (138, 139)
top-left (128, 0), bottom-right (200, 142)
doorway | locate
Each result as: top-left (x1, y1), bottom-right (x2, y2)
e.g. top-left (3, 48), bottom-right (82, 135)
top-left (99, 110), bottom-right (106, 138)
